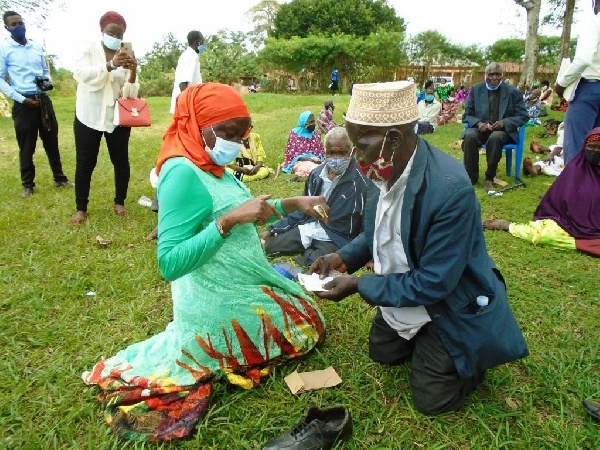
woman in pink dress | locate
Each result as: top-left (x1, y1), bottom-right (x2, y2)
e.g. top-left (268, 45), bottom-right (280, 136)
top-left (281, 111), bottom-right (325, 177)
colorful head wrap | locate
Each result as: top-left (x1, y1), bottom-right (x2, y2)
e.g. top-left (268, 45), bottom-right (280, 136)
top-left (292, 111), bottom-right (315, 139)
top-left (584, 127), bottom-right (600, 146)
top-left (156, 83), bottom-right (250, 177)
top-left (99, 11), bottom-right (127, 31)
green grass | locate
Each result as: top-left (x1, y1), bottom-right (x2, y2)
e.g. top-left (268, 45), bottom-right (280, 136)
top-left (0, 94), bottom-right (598, 449)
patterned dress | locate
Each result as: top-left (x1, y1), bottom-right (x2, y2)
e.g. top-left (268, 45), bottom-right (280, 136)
top-left (82, 157), bottom-right (325, 441)
top-left (282, 131), bottom-right (325, 175)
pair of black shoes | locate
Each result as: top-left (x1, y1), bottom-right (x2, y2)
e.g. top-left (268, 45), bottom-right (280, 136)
top-left (263, 405), bottom-right (352, 450)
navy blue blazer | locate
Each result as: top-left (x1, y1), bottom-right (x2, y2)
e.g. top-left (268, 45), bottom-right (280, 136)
top-left (462, 81), bottom-right (528, 143)
top-left (338, 139), bottom-right (528, 379)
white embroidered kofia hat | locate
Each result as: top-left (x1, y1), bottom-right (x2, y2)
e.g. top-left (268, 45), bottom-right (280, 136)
top-left (345, 81), bottom-right (419, 126)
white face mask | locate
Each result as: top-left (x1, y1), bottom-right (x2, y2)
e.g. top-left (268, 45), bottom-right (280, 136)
top-left (102, 33), bottom-right (122, 51)
top-left (203, 127), bottom-right (243, 166)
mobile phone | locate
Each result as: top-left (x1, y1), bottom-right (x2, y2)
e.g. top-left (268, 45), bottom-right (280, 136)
top-left (120, 42), bottom-right (133, 57)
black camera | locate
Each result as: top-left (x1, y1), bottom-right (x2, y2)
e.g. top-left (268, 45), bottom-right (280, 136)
top-left (34, 75), bottom-right (54, 92)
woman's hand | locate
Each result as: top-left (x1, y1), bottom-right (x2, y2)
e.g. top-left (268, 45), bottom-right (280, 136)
top-left (308, 253), bottom-right (348, 278)
top-left (313, 275), bottom-right (358, 302)
top-left (219, 195), bottom-right (281, 234)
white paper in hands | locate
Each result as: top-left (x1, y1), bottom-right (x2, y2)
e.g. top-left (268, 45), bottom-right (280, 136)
top-left (297, 273), bottom-right (334, 292)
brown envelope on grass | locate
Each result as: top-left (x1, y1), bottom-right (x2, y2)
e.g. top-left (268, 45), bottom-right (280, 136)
top-left (284, 367), bottom-right (342, 394)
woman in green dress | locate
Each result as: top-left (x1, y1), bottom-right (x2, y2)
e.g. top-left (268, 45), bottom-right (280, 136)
top-left (82, 83), bottom-right (328, 441)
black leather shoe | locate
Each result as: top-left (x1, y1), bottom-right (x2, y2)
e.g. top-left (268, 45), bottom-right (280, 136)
top-left (20, 187), bottom-right (34, 198)
top-left (263, 405), bottom-right (352, 450)
top-left (54, 181), bottom-right (74, 188)
top-left (583, 399), bottom-right (600, 421)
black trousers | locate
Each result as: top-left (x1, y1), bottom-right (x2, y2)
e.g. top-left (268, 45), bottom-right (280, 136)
top-left (263, 226), bottom-right (339, 267)
top-left (73, 117), bottom-right (131, 212)
top-left (462, 128), bottom-right (511, 184)
top-left (417, 121), bottom-right (434, 135)
top-left (12, 95), bottom-right (68, 188)
top-left (368, 307), bottom-right (484, 415)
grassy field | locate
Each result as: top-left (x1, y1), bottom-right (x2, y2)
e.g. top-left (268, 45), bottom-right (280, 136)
top-left (0, 93), bottom-right (598, 449)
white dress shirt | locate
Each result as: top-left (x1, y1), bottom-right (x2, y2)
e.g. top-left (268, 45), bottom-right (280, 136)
top-left (74, 41), bottom-right (139, 133)
top-left (170, 47), bottom-right (202, 113)
top-left (373, 147), bottom-right (431, 340)
top-left (557, 13), bottom-right (600, 87)
top-left (297, 167), bottom-right (339, 248)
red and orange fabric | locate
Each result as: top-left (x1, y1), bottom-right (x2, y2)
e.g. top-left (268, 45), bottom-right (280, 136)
top-left (156, 83), bottom-right (250, 178)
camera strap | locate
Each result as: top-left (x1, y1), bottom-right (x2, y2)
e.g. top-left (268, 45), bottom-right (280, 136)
top-left (37, 94), bottom-right (51, 132)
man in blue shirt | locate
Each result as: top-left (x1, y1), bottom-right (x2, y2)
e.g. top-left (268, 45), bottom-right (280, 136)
top-left (0, 11), bottom-right (71, 198)
top-left (330, 68), bottom-right (339, 95)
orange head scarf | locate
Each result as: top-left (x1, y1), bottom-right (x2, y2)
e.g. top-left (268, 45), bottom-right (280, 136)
top-left (156, 83), bottom-right (250, 177)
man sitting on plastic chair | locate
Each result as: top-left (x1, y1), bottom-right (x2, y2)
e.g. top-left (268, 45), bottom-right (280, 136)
top-left (462, 62), bottom-right (529, 192)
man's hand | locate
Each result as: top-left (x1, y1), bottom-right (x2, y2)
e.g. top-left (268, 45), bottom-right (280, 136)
top-left (477, 122), bottom-right (488, 133)
top-left (313, 275), bottom-right (358, 302)
top-left (23, 98), bottom-right (39, 109)
top-left (259, 229), bottom-right (273, 241)
top-left (293, 196), bottom-right (330, 224)
top-left (491, 120), bottom-right (504, 131)
top-left (554, 84), bottom-right (565, 99)
top-left (308, 253), bottom-right (348, 278)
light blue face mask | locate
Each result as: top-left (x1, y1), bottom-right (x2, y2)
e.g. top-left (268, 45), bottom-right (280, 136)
top-left (102, 34), bottom-right (122, 51)
top-left (326, 156), bottom-right (351, 174)
top-left (485, 80), bottom-right (503, 91)
top-left (204, 127), bottom-right (243, 166)
top-left (197, 44), bottom-right (206, 54)
top-left (425, 94), bottom-right (435, 102)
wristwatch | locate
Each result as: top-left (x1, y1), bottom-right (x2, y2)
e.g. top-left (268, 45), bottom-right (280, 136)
top-left (109, 59), bottom-right (117, 70)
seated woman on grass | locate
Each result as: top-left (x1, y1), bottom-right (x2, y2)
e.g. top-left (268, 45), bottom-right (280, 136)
top-left (437, 89), bottom-right (459, 126)
top-left (279, 111), bottom-right (325, 178)
top-left (227, 126), bottom-right (273, 182)
top-left (82, 83), bottom-right (329, 441)
top-left (484, 128), bottom-right (600, 257)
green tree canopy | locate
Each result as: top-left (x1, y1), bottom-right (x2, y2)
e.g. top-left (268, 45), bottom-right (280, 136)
top-left (271, 0), bottom-right (405, 39)
top-left (260, 31), bottom-right (406, 89)
top-left (202, 30), bottom-right (262, 85)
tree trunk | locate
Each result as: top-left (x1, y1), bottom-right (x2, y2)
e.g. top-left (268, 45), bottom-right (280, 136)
top-left (557, 0), bottom-right (576, 72)
top-left (514, 0), bottom-right (542, 87)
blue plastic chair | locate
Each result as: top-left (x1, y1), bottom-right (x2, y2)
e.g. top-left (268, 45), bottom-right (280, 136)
top-left (463, 123), bottom-right (526, 183)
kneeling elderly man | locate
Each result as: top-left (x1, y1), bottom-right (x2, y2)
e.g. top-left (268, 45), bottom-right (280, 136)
top-left (310, 81), bottom-right (528, 415)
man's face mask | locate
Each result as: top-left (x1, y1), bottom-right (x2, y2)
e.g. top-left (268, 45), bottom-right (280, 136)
top-left (326, 156), bottom-right (351, 175)
top-left (7, 23), bottom-right (26, 40)
top-left (425, 94), bottom-right (435, 102)
top-left (356, 131), bottom-right (395, 183)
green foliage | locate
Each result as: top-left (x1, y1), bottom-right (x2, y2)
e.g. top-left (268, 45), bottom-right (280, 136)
top-left (202, 30), bottom-right (263, 85)
top-left (138, 32), bottom-right (186, 96)
top-left (246, 0), bottom-right (280, 49)
top-left (272, 0), bottom-right (405, 39)
top-left (0, 94), bottom-right (599, 449)
top-left (260, 31), bottom-right (406, 91)
top-left (406, 31), bottom-right (485, 68)
top-left (487, 36), bottom-right (577, 67)
top-left (487, 38), bottom-right (525, 64)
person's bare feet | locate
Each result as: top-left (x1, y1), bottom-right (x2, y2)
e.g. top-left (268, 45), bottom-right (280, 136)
top-left (114, 204), bottom-right (127, 217)
top-left (484, 180), bottom-right (494, 192)
top-left (482, 219), bottom-right (510, 231)
top-left (145, 227), bottom-right (158, 241)
top-left (522, 157), bottom-right (539, 177)
top-left (70, 211), bottom-right (88, 224)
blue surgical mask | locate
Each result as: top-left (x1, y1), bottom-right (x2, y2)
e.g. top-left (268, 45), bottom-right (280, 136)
top-left (102, 33), bottom-right (122, 51)
top-left (326, 156), bottom-right (351, 175)
top-left (197, 44), bottom-right (206, 54)
top-left (204, 127), bottom-right (243, 166)
top-left (425, 94), bottom-right (435, 102)
top-left (8, 24), bottom-right (26, 40)
top-left (485, 80), bottom-right (503, 91)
